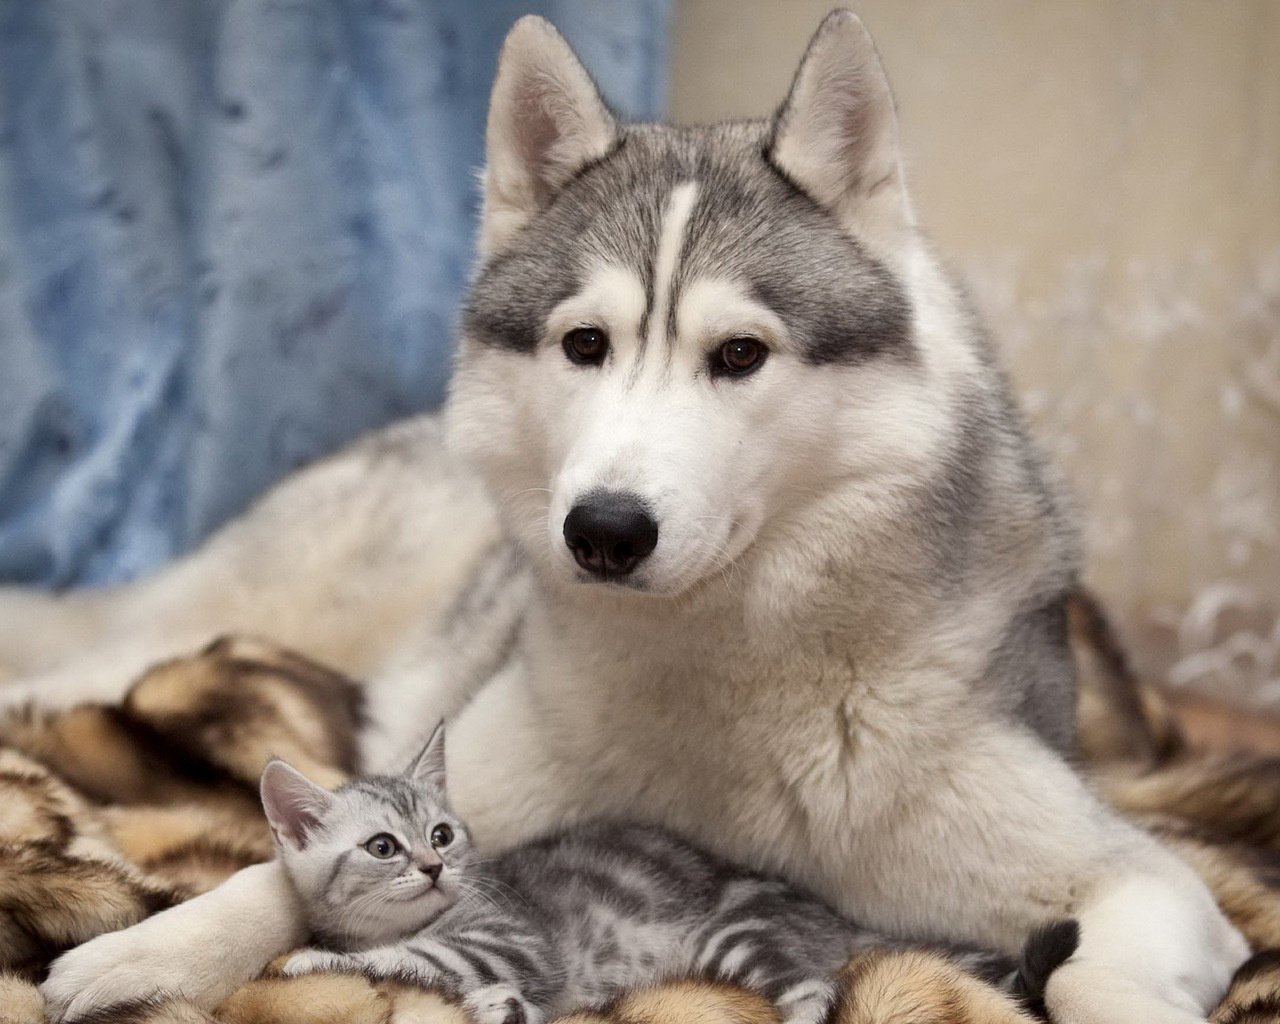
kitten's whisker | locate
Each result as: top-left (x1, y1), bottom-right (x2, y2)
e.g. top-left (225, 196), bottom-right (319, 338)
top-left (331, 888), bottom-right (389, 943)
top-left (453, 879), bottom-right (506, 914)
top-left (454, 867), bottom-right (529, 910)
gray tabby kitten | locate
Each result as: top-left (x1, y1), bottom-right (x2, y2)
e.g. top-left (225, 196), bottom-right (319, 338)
top-left (261, 727), bottom-right (1018, 1024)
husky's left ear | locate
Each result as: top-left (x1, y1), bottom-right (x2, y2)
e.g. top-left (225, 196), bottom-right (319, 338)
top-left (769, 10), bottom-right (913, 251)
top-left (406, 723), bottom-right (447, 795)
top-left (480, 16), bottom-right (617, 257)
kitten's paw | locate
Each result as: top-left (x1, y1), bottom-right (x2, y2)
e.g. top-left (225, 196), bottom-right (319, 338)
top-left (464, 983), bottom-right (538, 1024)
top-left (281, 948), bottom-right (355, 977)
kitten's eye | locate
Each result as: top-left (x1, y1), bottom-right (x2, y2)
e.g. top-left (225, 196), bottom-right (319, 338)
top-left (364, 833), bottom-right (400, 859)
top-left (430, 824), bottom-right (454, 848)
top-left (563, 328), bottom-right (609, 367)
top-left (713, 337), bottom-right (767, 378)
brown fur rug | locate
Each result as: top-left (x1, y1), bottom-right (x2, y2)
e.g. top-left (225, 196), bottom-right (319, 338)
top-left (2, 609), bottom-right (1280, 1024)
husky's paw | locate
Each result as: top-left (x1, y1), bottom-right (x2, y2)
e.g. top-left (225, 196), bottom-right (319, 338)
top-left (1044, 962), bottom-right (1208, 1024)
top-left (464, 983), bottom-right (539, 1024)
top-left (280, 947), bottom-right (358, 977)
top-left (42, 925), bottom-right (193, 1023)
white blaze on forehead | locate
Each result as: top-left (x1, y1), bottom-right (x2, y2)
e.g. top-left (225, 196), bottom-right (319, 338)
top-left (647, 181), bottom-right (700, 353)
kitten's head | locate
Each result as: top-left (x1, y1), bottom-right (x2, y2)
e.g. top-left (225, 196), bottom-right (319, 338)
top-left (260, 724), bottom-right (472, 948)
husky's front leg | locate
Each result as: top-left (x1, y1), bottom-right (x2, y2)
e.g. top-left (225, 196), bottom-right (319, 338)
top-left (40, 861), bottom-right (305, 1022)
top-left (1043, 869), bottom-right (1248, 1023)
top-left (893, 727), bottom-right (1249, 1024)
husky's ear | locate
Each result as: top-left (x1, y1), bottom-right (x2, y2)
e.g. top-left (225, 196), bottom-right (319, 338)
top-left (406, 723), bottom-right (447, 795)
top-left (480, 15), bottom-right (617, 256)
top-left (769, 10), bottom-right (913, 250)
top-left (260, 758), bottom-right (334, 851)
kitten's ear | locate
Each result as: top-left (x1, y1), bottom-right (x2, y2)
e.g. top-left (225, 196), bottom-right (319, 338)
top-left (260, 759), bottom-right (334, 851)
top-left (480, 15), bottom-right (617, 257)
top-left (406, 723), bottom-right (447, 795)
top-left (768, 10), bottom-right (913, 252)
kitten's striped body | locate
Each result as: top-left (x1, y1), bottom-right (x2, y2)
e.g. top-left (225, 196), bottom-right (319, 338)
top-left (488, 821), bottom-right (1012, 1021)
top-left (269, 740), bottom-right (1014, 1024)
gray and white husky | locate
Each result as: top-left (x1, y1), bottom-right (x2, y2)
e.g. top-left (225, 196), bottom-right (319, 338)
top-left (1, 10), bottom-right (1247, 1023)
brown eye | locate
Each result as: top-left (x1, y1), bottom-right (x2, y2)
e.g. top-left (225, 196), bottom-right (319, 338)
top-left (563, 327), bottom-right (609, 366)
top-left (430, 824), bottom-right (454, 848)
top-left (364, 833), bottom-right (399, 859)
top-left (715, 338), bottom-right (767, 377)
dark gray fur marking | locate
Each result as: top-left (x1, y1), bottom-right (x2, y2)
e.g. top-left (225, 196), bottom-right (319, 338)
top-left (464, 124), bottom-right (914, 368)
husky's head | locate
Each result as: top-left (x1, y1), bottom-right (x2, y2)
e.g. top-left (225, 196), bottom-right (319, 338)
top-left (449, 11), bottom-right (974, 597)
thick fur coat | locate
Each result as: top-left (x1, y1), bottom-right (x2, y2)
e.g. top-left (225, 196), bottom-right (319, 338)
top-left (0, 10), bottom-right (1267, 1024)
top-left (0, 628), bottom-right (1277, 1023)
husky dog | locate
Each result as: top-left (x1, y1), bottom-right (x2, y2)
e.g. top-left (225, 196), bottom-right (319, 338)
top-left (5, 10), bottom-right (1247, 1023)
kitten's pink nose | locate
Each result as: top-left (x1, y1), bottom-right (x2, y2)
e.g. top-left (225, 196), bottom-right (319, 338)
top-left (418, 861), bottom-right (442, 882)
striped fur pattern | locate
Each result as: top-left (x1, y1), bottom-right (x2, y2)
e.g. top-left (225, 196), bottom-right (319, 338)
top-left (221, 975), bottom-right (472, 1024)
top-left (44, 975), bottom-right (476, 1024)
top-left (0, 636), bottom-right (362, 991)
top-left (555, 980), bottom-right (781, 1024)
top-left (1, 626), bottom-right (1279, 1023)
top-left (273, 732), bottom-right (1015, 1024)
top-left (1212, 951), bottom-right (1280, 1024)
top-left (0, 972), bottom-right (46, 1024)
top-left (833, 949), bottom-right (1035, 1024)
top-left (261, 725), bottom-right (473, 952)
top-left (0, 749), bottom-right (176, 980)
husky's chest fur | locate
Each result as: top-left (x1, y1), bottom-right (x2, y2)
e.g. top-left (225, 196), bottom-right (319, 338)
top-left (442, 497), bottom-right (1074, 948)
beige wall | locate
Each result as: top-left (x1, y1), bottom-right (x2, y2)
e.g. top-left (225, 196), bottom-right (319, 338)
top-left (672, 1), bottom-right (1280, 705)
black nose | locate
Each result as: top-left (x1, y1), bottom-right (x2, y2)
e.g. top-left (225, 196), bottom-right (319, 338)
top-left (563, 491), bottom-right (659, 579)
top-left (419, 862), bottom-right (441, 881)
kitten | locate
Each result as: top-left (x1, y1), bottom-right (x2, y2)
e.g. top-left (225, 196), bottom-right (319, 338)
top-left (262, 726), bottom-right (1019, 1024)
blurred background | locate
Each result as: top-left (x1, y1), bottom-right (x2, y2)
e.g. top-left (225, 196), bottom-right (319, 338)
top-left (1, 1), bottom-right (1277, 708)
top-left (0, 0), bottom-right (666, 584)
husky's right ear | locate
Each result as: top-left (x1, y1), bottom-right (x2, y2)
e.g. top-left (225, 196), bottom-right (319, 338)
top-left (480, 16), bottom-right (617, 257)
top-left (768, 10), bottom-right (914, 254)
top-left (260, 758), bottom-right (334, 851)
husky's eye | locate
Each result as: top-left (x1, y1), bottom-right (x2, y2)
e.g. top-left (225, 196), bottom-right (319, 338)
top-left (563, 327), bottom-right (609, 366)
top-left (364, 833), bottom-right (400, 859)
top-left (430, 824), bottom-right (454, 848)
top-left (714, 337), bottom-right (767, 377)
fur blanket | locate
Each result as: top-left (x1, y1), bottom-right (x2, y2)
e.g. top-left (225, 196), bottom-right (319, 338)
top-left (2, 620), bottom-right (1280, 1024)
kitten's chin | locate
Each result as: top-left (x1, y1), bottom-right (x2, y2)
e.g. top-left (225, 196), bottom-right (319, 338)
top-left (384, 889), bottom-right (453, 931)
top-left (334, 903), bottom-right (430, 950)
top-left (331, 884), bottom-right (456, 950)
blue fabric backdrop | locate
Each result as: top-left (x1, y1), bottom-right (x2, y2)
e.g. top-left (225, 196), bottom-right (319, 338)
top-left (0, 0), bottom-right (667, 587)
